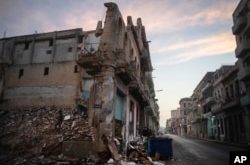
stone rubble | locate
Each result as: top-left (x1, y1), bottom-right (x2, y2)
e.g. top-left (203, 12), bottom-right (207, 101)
top-left (0, 106), bottom-right (173, 165)
top-left (0, 106), bottom-right (95, 165)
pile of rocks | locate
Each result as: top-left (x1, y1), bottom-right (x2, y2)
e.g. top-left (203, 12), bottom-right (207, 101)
top-left (0, 106), bottom-right (95, 164)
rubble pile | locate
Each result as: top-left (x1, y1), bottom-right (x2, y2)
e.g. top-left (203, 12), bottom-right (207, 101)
top-left (0, 106), bottom-right (95, 164)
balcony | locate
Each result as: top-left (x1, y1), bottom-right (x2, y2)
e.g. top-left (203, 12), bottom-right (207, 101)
top-left (232, 15), bottom-right (247, 35)
top-left (77, 51), bottom-right (103, 75)
top-left (222, 97), bottom-right (240, 110)
top-left (238, 66), bottom-right (250, 81)
top-left (235, 39), bottom-right (250, 58)
top-left (211, 103), bottom-right (222, 114)
top-left (201, 83), bottom-right (212, 93)
top-left (202, 97), bottom-right (214, 106)
top-left (116, 61), bottom-right (136, 84)
top-left (240, 94), bottom-right (250, 106)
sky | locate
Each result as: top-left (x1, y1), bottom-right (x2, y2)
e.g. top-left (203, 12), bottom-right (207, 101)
top-left (0, 0), bottom-right (240, 127)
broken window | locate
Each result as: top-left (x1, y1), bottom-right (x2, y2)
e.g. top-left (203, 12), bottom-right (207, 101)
top-left (44, 67), bottom-right (49, 75)
top-left (74, 65), bottom-right (78, 73)
top-left (46, 50), bottom-right (52, 54)
top-left (49, 39), bottom-right (53, 46)
top-left (24, 42), bottom-right (29, 50)
top-left (68, 47), bottom-right (73, 52)
top-left (77, 47), bottom-right (81, 51)
top-left (18, 69), bottom-right (24, 79)
top-left (78, 36), bottom-right (83, 43)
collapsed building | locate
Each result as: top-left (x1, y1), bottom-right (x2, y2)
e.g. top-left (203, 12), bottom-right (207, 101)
top-left (0, 2), bottom-right (159, 163)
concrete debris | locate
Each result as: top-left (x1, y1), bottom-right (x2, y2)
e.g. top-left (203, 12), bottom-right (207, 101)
top-left (107, 158), bottom-right (114, 163)
top-left (64, 115), bottom-right (71, 121)
top-left (0, 105), bottom-right (166, 165)
top-left (0, 106), bottom-right (95, 164)
top-left (102, 135), bottom-right (121, 161)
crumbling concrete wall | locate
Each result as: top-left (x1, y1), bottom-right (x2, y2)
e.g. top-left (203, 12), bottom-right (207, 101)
top-left (3, 61), bottom-right (80, 108)
top-left (0, 29), bottom-right (85, 109)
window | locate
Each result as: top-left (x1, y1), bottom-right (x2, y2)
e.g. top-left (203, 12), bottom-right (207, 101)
top-left (18, 69), bottom-right (24, 79)
top-left (230, 84), bottom-right (234, 98)
top-left (68, 47), bottom-right (73, 52)
top-left (24, 42), bottom-right (29, 50)
top-left (77, 47), bottom-right (81, 51)
top-left (74, 65), bottom-right (78, 73)
top-left (78, 36), bottom-right (83, 43)
top-left (49, 39), bottom-right (53, 46)
top-left (44, 67), bottom-right (49, 75)
top-left (46, 50), bottom-right (52, 54)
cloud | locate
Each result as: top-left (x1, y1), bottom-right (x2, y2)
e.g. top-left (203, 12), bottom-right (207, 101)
top-left (120, 0), bottom-right (237, 34)
top-left (154, 31), bottom-right (236, 65)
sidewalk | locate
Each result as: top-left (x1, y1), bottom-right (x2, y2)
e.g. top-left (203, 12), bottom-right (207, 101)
top-left (181, 135), bottom-right (248, 149)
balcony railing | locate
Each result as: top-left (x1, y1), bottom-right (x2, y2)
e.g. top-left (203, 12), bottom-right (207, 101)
top-left (232, 15), bottom-right (247, 35)
top-left (77, 49), bottom-right (102, 75)
top-left (202, 97), bottom-right (214, 106)
top-left (211, 102), bottom-right (222, 114)
top-left (238, 66), bottom-right (250, 81)
top-left (222, 97), bottom-right (240, 110)
top-left (235, 39), bottom-right (250, 58)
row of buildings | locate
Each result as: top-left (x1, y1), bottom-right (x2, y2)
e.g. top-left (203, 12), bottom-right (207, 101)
top-left (166, 0), bottom-right (250, 146)
top-left (0, 2), bottom-right (159, 159)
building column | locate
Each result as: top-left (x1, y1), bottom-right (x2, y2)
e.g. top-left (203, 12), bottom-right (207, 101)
top-left (243, 107), bottom-right (250, 143)
top-left (222, 117), bottom-right (226, 141)
top-left (133, 103), bottom-right (137, 138)
top-left (231, 115), bottom-right (237, 142)
top-left (95, 65), bottom-right (116, 152)
top-left (225, 117), bottom-right (229, 141)
top-left (125, 93), bottom-right (130, 142)
top-left (235, 114), bottom-right (241, 142)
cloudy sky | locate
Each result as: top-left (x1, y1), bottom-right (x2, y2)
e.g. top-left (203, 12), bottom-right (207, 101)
top-left (0, 0), bottom-right (240, 126)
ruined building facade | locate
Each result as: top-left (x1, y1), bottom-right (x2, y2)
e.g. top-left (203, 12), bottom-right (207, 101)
top-left (0, 2), bottom-right (159, 160)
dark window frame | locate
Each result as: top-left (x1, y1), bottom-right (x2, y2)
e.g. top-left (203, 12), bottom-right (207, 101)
top-left (18, 69), bottom-right (24, 79)
top-left (44, 67), bottom-right (49, 75)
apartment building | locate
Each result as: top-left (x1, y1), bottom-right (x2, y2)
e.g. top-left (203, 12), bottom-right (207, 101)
top-left (179, 97), bottom-right (193, 136)
top-left (170, 108), bottom-right (181, 135)
top-left (183, 96), bottom-right (199, 137)
top-left (0, 2), bottom-right (159, 160)
top-left (178, 65), bottom-right (248, 145)
top-left (192, 72), bottom-right (214, 139)
top-left (232, 0), bottom-right (250, 144)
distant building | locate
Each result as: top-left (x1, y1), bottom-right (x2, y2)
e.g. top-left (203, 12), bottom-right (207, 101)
top-left (166, 118), bottom-right (172, 133)
top-left (211, 65), bottom-right (246, 143)
top-left (192, 72), bottom-right (214, 139)
top-left (232, 0), bottom-right (250, 144)
top-left (170, 108), bottom-right (181, 135)
top-left (179, 97), bottom-right (193, 136)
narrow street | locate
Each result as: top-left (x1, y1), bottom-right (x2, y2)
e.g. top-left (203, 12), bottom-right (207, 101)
top-left (166, 134), bottom-right (247, 165)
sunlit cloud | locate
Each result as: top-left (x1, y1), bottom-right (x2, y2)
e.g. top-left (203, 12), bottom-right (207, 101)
top-left (119, 0), bottom-right (237, 34)
top-left (154, 31), bottom-right (235, 66)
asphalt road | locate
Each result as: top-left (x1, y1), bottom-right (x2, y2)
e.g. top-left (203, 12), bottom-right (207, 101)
top-left (165, 134), bottom-right (247, 165)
